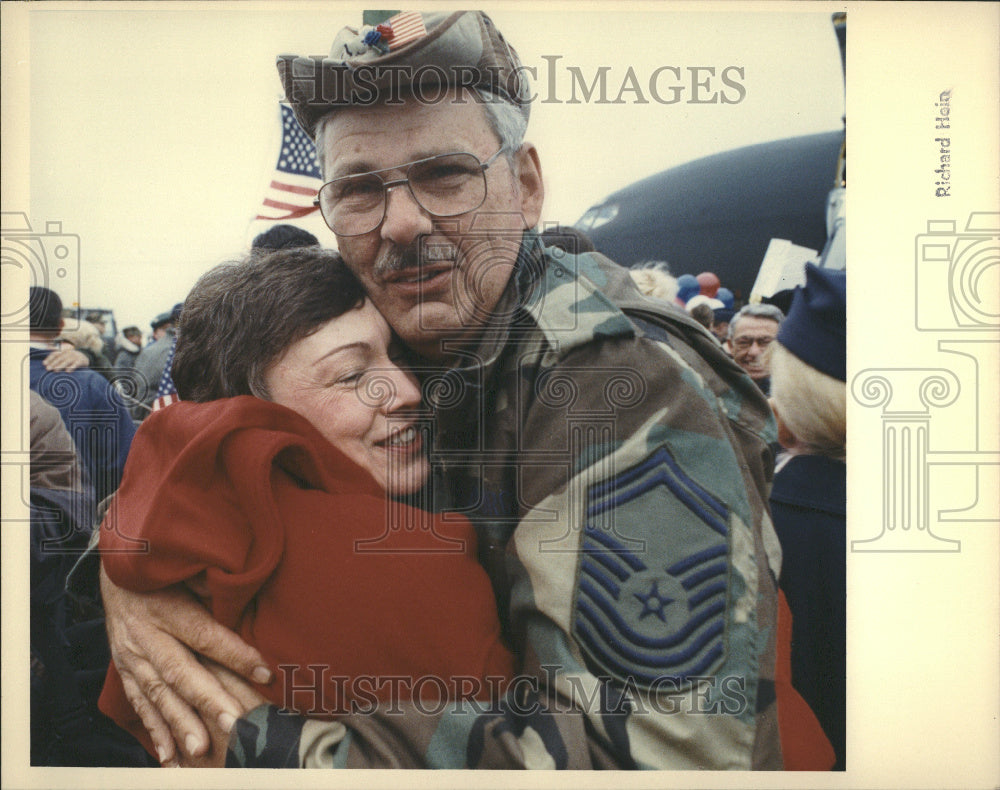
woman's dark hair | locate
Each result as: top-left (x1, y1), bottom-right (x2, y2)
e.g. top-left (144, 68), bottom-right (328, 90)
top-left (172, 247), bottom-right (365, 402)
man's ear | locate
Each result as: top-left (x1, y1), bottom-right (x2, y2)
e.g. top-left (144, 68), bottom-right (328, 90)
top-left (513, 142), bottom-right (544, 229)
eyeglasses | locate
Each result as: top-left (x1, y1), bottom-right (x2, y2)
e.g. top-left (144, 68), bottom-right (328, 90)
top-left (314, 147), bottom-right (506, 237)
top-left (731, 335), bottom-right (775, 351)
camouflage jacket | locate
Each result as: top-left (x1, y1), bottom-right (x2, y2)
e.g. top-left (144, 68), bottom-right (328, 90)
top-left (227, 232), bottom-right (782, 769)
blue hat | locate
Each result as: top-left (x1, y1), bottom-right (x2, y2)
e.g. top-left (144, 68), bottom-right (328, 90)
top-left (151, 311), bottom-right (173, 330)
top-left (777, 264), bottom-right (846, 381)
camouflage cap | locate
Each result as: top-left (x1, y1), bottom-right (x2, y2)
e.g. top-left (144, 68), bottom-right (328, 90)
top-left (277, 10), bottom-right (532, 140)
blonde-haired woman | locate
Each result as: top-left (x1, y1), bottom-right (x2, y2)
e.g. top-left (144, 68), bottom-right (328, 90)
top-left (769, 264), bottom-right (846, 770)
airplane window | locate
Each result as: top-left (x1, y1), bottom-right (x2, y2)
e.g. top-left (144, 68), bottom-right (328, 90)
top-left (577, 208), bottom-right (599, 230)
top-left (592, 204), bottom-right (619, 229)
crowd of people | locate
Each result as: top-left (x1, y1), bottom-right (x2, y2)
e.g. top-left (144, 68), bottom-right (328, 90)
top-left (28, 9), bottom-right (846, 773)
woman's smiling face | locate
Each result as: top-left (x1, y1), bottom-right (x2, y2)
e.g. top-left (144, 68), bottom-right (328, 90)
top-left (264, 300), bottom-right (429, 495)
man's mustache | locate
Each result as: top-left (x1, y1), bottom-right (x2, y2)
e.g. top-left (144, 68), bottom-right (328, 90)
top-left (372, 239), bottom-right (457, 279)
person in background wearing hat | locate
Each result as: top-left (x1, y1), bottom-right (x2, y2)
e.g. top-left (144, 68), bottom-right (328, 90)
top-left (131, 305), bottom-right (183, 421)
top-left (149, 311), bottom-right (175, 343)
top-left (726, 303), bottom-right (785, 396)
top-left (100, 10), bottom-right (781, 770)
top-left (768, 264), bottom-right (846, 770)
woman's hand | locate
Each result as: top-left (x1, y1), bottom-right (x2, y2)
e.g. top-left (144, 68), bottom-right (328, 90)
top-left (100, 565), bottom-right (273, 766)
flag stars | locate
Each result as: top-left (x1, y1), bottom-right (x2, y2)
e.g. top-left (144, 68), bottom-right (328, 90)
top-left (272, 106), bottom-right (322, 178)
top-left (256, 105), bottom-right (323, 221)
top-left (634, 579), bottom-right (675, 622)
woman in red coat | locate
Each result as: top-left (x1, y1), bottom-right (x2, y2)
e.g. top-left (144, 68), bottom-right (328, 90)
top-left (99, 248), bottom-right (514, 761)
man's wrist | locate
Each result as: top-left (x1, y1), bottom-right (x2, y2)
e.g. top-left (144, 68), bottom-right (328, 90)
top-left (226, 704), bottom-right (305, 768)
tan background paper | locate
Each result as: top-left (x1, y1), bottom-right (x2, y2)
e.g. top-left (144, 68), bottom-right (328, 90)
top-left (3, 2), bottom-right (998, 789)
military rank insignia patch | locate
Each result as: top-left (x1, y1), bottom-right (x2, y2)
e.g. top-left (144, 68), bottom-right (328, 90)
top-left (573, 447), bottom-right (730, 690)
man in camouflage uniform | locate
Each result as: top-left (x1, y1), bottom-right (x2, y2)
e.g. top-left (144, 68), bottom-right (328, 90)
top-left (100, 10), bottom-right (781, 769)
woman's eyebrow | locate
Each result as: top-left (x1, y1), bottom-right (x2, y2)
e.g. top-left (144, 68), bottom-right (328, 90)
top-left (310, 341), bottom-right (370, 366)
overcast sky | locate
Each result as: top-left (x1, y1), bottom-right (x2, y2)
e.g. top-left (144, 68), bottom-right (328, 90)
top-left (16, 3), bottom-right (844, 332)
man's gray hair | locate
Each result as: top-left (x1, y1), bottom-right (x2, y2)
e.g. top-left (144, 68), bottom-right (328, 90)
top-left (313, 88), bottom-right (527, 179)
top-left (728, 303), bottom-right (785, 340)
top-left (476, 88), bottom-right (528, 162)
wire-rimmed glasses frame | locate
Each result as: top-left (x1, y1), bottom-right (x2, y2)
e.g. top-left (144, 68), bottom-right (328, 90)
top-left (731, 335), bottom-right (776, 352)
top-left (314, 146), bottom-right (507, 237)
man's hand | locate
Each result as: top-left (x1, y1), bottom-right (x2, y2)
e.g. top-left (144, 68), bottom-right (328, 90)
top-left (43, 347), bottom-right (90, 372)
top-left (100, 565), bottom-right (273, 766)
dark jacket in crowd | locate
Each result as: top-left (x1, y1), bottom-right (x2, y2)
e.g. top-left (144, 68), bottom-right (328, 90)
top-left (29, 348), bottom-right (136, 503)
top-left (770, 452), bottom-right (846, 770)
top-left (130, 330), bottom-right (176, 420)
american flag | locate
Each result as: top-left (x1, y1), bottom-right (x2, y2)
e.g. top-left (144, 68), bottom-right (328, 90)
top-left (383, 11), bottom-right (427, 49)
top-left (255, 105), bottom-right (323, 222)
top-left (151, 335), bottom-right (179, 412)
